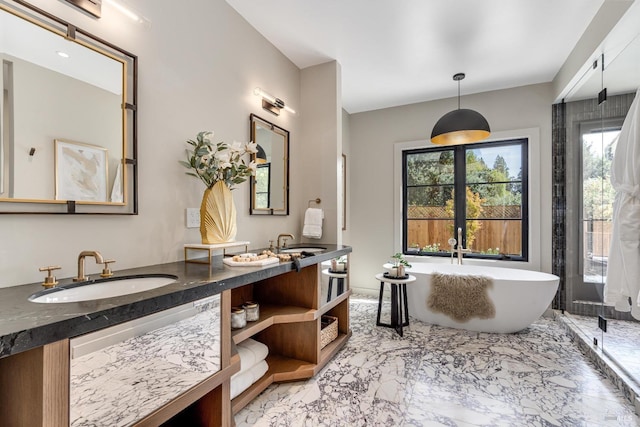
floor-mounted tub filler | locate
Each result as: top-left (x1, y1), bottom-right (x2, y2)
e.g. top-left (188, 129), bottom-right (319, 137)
top-left (406, 263), bottom-right (559, 333)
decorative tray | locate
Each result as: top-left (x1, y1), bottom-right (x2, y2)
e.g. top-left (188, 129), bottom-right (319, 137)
top-left (222, 257), bottom-right (279, 267)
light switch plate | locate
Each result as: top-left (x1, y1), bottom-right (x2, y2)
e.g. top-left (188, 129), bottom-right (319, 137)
top-left (186, 208), bottom-right (200, 228)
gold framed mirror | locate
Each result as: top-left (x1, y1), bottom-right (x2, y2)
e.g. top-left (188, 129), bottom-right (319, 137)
top-left (249, 114), bottom-right (289, 215)
top-left (0, 1), bottom-right (137, 214)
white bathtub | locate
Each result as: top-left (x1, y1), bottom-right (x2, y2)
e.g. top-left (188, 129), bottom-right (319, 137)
top-left (405, 262), bottom-right (559, 333)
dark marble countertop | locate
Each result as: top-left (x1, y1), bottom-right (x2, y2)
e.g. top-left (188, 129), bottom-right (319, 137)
top-left (0, 244), bottom-right (351, 359)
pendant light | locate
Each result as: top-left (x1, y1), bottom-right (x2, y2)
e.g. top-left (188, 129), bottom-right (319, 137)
top-left (255, 144), bottom-right (268, 164)
top-left (430, 73), bottom-right (490, 145)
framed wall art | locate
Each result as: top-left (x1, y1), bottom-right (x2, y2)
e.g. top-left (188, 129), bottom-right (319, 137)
top-left (54, 139), bottom-right (108, 202)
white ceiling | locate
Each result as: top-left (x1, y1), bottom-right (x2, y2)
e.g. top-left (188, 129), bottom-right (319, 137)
top-left (0, 9), bottom-right (122, 95)
top-left (225, 0), bottom-right (605, 113)
top-left (562, 0), bottom-right (640, 102)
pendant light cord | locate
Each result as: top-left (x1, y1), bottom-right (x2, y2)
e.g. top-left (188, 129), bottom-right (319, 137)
top-left (453, 72), bottom-right (465, 110)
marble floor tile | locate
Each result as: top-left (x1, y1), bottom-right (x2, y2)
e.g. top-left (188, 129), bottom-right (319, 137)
top-left (235, 295), bottom-right (640, 426)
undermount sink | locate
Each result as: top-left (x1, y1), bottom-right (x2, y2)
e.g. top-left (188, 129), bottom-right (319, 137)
top-left (279, 247), bottom-right (326, 254)
top-left (28, 274), bottom-right (178, 304)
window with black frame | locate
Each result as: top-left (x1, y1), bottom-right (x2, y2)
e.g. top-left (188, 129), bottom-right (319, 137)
top-left (254, 163), bottom-right (271, 209)
top-left (403, 138), bottom-right (528, 261)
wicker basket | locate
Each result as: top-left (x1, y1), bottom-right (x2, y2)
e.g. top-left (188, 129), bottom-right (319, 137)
top-left (320, 315), bottom-right (338, 349)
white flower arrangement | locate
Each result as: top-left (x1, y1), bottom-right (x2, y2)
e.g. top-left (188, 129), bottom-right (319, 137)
top-left (180, 131), bottom-right (257, 189)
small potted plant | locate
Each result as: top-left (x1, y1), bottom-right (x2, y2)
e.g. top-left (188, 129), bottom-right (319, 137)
top-left (330, 256), bottom-right (347, 272)
top-left (389, 252), bottom-right (411, 277)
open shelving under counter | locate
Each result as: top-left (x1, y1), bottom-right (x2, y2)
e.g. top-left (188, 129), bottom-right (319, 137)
top-left (231, 304), bottom-right (317, 344)
top-left (229, 263), bottom-right (352, 415)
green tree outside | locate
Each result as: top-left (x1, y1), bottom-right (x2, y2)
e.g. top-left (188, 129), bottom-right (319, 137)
top-left (445, 187), bottom-right (484, 247)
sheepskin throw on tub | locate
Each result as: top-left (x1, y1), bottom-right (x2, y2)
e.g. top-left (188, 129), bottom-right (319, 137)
top-left (427, 273), bottom-right (496, 322)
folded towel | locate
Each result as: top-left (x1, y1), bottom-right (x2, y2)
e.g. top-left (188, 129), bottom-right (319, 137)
top-left (230, 359), bottom-right (269, 399)
top-left (250, 359), bottom-right (268, 382)
top-left (235, 345), bottom-right (256, 376)
top-left (241, 338), bottom-right (269, 365)
top-left (233, 338), bottom-right (268, 376)
top-left (303, 208), bottom-right (324, 239)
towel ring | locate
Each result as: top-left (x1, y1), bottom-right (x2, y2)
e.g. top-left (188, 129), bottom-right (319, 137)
top-left (308, 198), bottom-right (321, 207)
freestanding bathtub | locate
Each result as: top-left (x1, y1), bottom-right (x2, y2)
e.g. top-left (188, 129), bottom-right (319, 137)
top-left (405, 262), bottom-right (559, 333)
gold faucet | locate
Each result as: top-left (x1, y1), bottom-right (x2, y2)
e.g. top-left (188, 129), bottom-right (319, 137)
top-left (277, 233), bottom-right (295, 249)
top-left (39, 265), bottom-right (61, 288)
top-left (74, 250), bottom-right (105, 282)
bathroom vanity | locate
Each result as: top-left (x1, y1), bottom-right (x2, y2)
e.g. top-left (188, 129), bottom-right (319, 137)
top-left (0, 245), bottom-right (352, 426)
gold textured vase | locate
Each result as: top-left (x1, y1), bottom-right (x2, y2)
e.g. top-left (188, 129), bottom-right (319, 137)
top-left (200, 181), bottom-right (237, 244)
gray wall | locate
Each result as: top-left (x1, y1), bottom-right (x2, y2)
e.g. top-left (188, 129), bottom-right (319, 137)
top-left (298, 61), bottom-right (343, 245)
top-left (0, 0), bottom-right (303, 287)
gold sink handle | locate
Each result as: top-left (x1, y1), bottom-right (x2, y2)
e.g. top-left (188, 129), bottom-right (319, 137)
top-left (39, 265), bottom-right (61, 288)
top-left (100, 260), bottom-right (116, 278)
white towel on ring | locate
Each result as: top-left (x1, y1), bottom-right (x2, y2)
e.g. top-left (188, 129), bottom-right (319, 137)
top-left (302, 208), bottom-right (324, 239)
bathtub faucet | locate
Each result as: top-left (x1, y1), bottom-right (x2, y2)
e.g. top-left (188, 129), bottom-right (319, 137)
top-left (456, 227), bottom-right (472, 265)
top-left (447, 237), bottom-right (457, 264)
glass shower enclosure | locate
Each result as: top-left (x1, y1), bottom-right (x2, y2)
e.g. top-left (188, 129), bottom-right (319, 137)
top-left (555, 24), bottom-right (640, 389)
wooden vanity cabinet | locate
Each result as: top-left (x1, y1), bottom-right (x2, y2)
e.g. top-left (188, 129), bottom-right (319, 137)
top-left (229, 264), bottom-right (351, 414)
top-left (154, 375), bottom-right (232, 427)
top-left (0, 291), bottom-right (236, 427)
top-left (0, 340), bottom-right (70, 427)
top-left (0, 259), bottom-right (350, 427)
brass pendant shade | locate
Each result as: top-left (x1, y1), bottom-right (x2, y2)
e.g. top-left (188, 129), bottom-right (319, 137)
top-left (430, 108), bottom-right (491, 145)
top-left (430, 73), bottom-right (490, 145)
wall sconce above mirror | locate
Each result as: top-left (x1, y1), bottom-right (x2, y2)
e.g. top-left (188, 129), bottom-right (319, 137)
top-left (253, 87), bottom-right (296, 116)
top-left (63, 0), bottom-right (102, 18)
top-left (249, 114), bottom-right (289, 215)
top-left (0, 1), bottom-right (138, 214)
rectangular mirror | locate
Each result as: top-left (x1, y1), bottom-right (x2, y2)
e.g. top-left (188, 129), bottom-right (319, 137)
top-left (0, 1), bottom-right (137, 214)
top-left (249, 114), bottom-right (289, 215)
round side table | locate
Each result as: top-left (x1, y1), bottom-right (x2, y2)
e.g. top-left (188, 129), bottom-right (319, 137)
top-left (375, 273), bottom-right (416, 337)
top-left (322, 269), bottom-right (347, 302)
